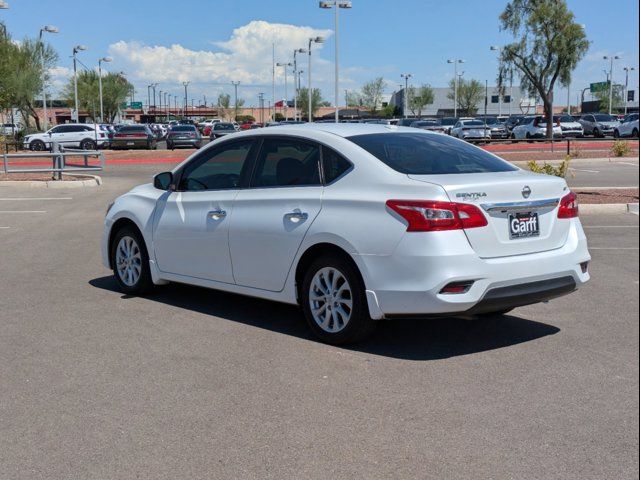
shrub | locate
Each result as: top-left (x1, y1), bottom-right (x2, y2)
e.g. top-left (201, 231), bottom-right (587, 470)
top-left (611, 140), bottom-right (631, 157)
top-left (528, 156), bottom-right (572, 178)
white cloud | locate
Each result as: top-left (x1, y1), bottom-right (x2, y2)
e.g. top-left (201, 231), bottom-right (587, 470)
top-left (106, 20), bottom-right (336, 105)
top-left (47, 66), bottom-right (72, 93)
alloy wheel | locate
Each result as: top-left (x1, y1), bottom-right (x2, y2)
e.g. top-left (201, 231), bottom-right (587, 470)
top-left (309, 267), bottom-right (353, 333)
top-left (115, 235), bottom-right (142, 287)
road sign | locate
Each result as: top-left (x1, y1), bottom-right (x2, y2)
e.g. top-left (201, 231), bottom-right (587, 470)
top-left (129, 102), bottom-right (143, 109)
top-left (590, 81), bottom-right (610, 94)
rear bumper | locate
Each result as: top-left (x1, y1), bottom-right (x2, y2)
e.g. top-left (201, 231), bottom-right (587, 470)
top-left (110, 139), bottom-right (150, 148)
top-left (168, 139), bottom-right (201, 147)
top-left (357, 219), bottom-right (590, 318)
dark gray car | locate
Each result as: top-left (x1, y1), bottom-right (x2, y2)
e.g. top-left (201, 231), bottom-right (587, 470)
top-left (166, 125), bottom-right (202, 149)
top-left (209, 122), bottom-right (238, 140)
top-left (578, 113), bottom-right (620, 137)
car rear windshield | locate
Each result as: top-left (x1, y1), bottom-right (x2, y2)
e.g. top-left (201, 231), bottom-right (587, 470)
top-left (348, 132), bottom-right (517, 175)
top-left (594, 114), bottom-right (615, 122)
top-left (215, 124), bottom-right (235, 130)
top-left (119, 126), bottom-right (147, 133)
top-left (440, 118), bottom-right (457, 126)
top-left (554, 115), bottom-right (574, 122)
top-left (171, 126), bottom-right (195, 132)
top-left (463, 120), bottom-right (485, 126)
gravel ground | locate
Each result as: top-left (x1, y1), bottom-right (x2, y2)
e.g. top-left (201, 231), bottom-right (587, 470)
top-left (576, 188), bottom-right (639, 204)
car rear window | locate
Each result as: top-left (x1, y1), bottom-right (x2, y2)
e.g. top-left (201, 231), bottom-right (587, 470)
top-left (171, 125), bottom-right (195, 132)
top-left (119, 126), bottom-right (147, 133)
top-left (347, 132), bottom-right (517, 175)
top-left (594, 114), bottom-right (615, 122)
top-left (215, 124), bottom-right (235, 130)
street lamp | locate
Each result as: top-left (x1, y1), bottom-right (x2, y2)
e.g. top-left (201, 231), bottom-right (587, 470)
top-left (319, 0), bottom-right (352, 123)
top-left (623, 66), bottom-right (636, 115)
top-left (39, 25), bottom-right (58, 130)
top-left (97, 56), bottom-right (112, 123)
top-left (447, 59), bottom-right (465, 117)
top-left (292, 48), bottom-right (306, 121)
top-left (307, 36), bottom-right (325, 122)
top-left (489, 46), bottom-right (503, 116)
top-left (182, 81), bottom-right (190, 118)
top-left (276, 62), bottom-right (292, 120)
top-left (400, 73), bottom-right (412, 118)
top-left (231, 81), bottom-right (240, 121)
top-left (603, 55), bottom-right (620, 114)
top-left (72, 45), bottom-right (88, 122)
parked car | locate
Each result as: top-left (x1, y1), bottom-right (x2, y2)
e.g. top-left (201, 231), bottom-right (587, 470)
top-left (504, 115), bottom-right (525, 132)
top-left (110, 125), bottom-right (157, 150)
top-left (103, 124), bottom-right (590, 344)
top-left (511, 116), bottom-right (562, 140)
top-left (166, 125), bottom-right (203, 149)
top-left (439, 117), bottom-right (458, 135)
top-left (553, 115), bottom-right (584, 138)
top-left (578, 113), bottom-right (620, 137)
top-left (409, 119), bottom-right (446, 134)
top-left (450, 119), bottom-right (492, 142)
top-left (23, 123), bottom-right (108, 151)
top-left (483, 118), bottom-right (510, 139)
top-left (209, 122), bottom-right (238, 140)
top-left (614, 113), bottom-right (639, 138)
top-left (1, 122), bottom-right (23, 137)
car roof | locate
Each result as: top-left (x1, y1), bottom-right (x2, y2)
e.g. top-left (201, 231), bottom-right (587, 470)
top-left (230, 122), bottom-right (434, 138)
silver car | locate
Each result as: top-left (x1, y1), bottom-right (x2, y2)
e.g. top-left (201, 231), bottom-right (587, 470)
top-left (450, 119), bottom-right (491, 142)
top-left (554, 115), bottom-right (584, 138)
top-left (578, 113), bottom-right (620, 137)
top-left (614, 113), bottom-right (639, 138)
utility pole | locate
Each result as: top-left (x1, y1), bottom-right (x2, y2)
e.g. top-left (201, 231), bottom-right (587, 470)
top-left (400, 73), bottom-right (412, 118)
top-left (72, 45), bottom-right (87, 122)
top-left (231, 81), bottom-right (240, 121)
top-left (447, 59), bottom-right (464, 118)
top-left (182, 81), bottom-right (189, 118)
top-left (307, 36), bottom-right (325, 122)
top-left (604, 55), bottom-right (620, 115)
top-left (292, 48), bottom-right (306, 121)
top-left (39, 25), bottom-right (58, 130)
top-left (98, 57), bottom-right (112, 123)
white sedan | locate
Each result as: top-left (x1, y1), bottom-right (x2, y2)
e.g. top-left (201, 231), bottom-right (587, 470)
top-left (102, 124), bottom-right (591, 344)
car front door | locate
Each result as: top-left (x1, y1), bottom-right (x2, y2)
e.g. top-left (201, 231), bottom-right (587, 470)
top-left (152, 139), bottom-right (257, 283)
top-left (229, 136), bottom-right (323, 292)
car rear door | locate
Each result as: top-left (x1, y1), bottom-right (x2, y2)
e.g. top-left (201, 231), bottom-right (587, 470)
top-left (152, 139), bottom-right (257, 283)
top-left (228, 136), bottom-right (323, 292)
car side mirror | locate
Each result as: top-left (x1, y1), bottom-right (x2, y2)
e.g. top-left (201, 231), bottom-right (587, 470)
top-left (154, 171), bottom-right (174, 191)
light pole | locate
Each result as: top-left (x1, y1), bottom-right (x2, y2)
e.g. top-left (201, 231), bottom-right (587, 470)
top-left (490, 46), bottom-right (503, 116)
top-left (319, 1), bottom-right (352, 123)
top-left (623, 66), bottom-right (636, 115)
top-left (258, 92), bottom-right (265, 124)
top-left (0, 1), bottom-right (8, 37)
top-left (182, 81), bottom-right (189, 118)
top-left (400, 73), bottom-right (412, 118)
top-left (603, 55), bottom-right (620, 114)
top-left (164, 92), bottom-right (169, 120)
top-left (38, 25), bottom-right (58, 131)
top-left (447, 59), bottom-right (464, 118)
top-left (72, 45), bottom-right (87, 122)
top-left (276, 62), bottom-right (292, 120)
top-left (307, 36), bottom-right (325, 122)
top-left (231, 81), bottom-right (240, 121)
top-left (292, 48), bottom-right (306, 121)
top-left (97, 56), bottom-right (112, 123)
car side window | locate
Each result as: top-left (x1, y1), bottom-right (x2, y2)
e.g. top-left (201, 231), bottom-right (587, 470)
top-left (322, 146), bottom-right (352, 184)
top-left (178, 140), bottom-right (254, 191)
top-left (49, 126), bottom-right (63, 134)
top-left (251, 137), bottom-right (321, 188)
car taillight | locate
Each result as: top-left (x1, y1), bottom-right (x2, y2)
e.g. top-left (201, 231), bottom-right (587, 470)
top-left (558, 191), bottom-right (579, 218)
top-left (386, 200), bottom-right (488, 232)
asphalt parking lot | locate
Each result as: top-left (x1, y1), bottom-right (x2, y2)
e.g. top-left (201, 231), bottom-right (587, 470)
top-left (0, 165), bottom-right (638, 479)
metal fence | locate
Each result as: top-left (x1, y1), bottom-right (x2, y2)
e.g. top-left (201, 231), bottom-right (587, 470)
top-left (2, 143), bottom-right (104, 180)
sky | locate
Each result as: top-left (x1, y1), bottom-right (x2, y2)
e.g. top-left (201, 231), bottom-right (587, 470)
top-left (2, 0), bottom-right (639, 108)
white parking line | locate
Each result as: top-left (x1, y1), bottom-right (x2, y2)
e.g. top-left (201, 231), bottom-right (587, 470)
top-left (570, 168), bottom-right (600, 173)
top-left (0, 226), bottom-right (9, 229)
top-left (0, 210), bottom-right (47, 214)
top-left (617, 162), bottom-right (639, 167)
top-left (0, 197), bottom-right (73, 201)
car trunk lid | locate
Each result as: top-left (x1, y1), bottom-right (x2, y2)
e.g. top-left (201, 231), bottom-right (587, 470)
top-left (408, 170), bottom-right (571, 258)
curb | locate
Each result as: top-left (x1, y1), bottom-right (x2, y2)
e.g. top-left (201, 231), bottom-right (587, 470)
top-left (580, 203), bottom-right (638, 214)
top-left (0, 174), bottom-right (102, 188)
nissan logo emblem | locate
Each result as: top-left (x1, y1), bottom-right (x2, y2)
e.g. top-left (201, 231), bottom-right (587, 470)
top-left (522, 186), bottom-right (532, 199)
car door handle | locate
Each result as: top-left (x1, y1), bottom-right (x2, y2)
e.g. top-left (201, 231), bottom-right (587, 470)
top-left (284, 211), bottom-right (308, 223)
top-left (208, 209), bottom-right (227, 220)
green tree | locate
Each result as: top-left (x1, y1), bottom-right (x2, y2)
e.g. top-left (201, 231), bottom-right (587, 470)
top-left (345, 90), bottom-right (363, 107)
top-left (498, 0), bottom-right (589, 138)
top-left (407, 84), bottom-right (435, 117)
top-left (361, 77), bottom-right (387, 113)
top-left (62, 70), bottom-right (132, 123)
top-left (296, 87), bottom-right (323, 120)
top-left (447, 78), bottom-right (484, 116)
top-left (0, 30), bottom-right (58, 130)
top-left (594, 84), bottom-right (624, 113)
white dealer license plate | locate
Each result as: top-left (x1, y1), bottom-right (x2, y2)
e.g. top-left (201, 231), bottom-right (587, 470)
top-left (509, 212), bottom-right (540, 239)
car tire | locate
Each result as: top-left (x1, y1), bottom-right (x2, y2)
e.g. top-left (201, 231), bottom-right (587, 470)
top-left (525, 132), bottom-right (533, 143)
top-left (593, 128), bottom-right (601, 138)
top-left (614, 129), bottom-right (620, 139)
top-left (29, 139), bottom-right (46, 151)
top-left (301, 253), bottom-right (375, 345)
top-left (80, 139), bottom-right (97, 150)
top-left (633, 128), bottom-right (638, 138)
top-left (110, 225), bottom-right (153, 295)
